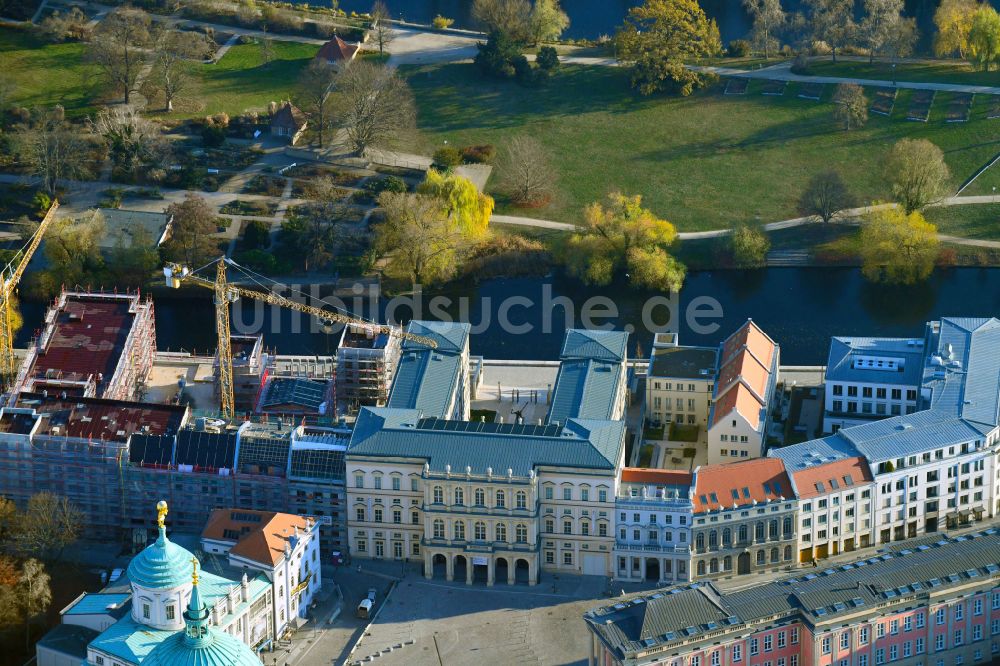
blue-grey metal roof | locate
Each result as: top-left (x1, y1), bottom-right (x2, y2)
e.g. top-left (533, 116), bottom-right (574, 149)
top-left (261, 377), bottom-right (327, 411)
top-left (402, 320), bottom-right (470, 353)
top-left (776, 317), bottom-right (1000, 466)
top-left (824, 336), bottom-right (926, 386)
top-left (64, 592), bottom-right (131, 616)
top-left (348, 407), bottom-right (625, 476)
top-left (547, 358), bottom-right (622, 425)
top-left (769, 433), bottom-right (862, 471)
top-left (560, 329), bottom-right (628, 362)
top-left (585, 528), bottom-right (1000, 662)
top-left (37, 623), bottom-right (99, 660)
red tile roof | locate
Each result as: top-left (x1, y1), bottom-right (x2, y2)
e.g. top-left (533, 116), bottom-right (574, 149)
top-left (15, 392), bottom-right (186, 441)
top-left (791, 456), bottom-right (873, 499)
top-left (316, 35), bottom-right (359, 63)
top-left (621, 468), bottom-right (693, 485)
top-left (202, 509), bottom-right (313, 567)
top-left (30, 296), bottom-right (136, 392)
top-left (693, 458), bottom-right (792, 513)
top-left (710, 320), bottom-right (777, 430)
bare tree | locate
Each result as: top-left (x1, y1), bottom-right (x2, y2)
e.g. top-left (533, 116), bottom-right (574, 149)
top-left (374, 191), bottom-right (466, 284)
top-left (860, 0), bottom-right (905, 62)
top-left (496, 135), bottom-right (555, 206)
top-left (832, 83), bottom-right (868, 130)
top-left (149, 30), bottom-right (209, 112)
top-left (88, 7), bottom-right (153, 104)
top-left (885, 138), bottom-right (952, 213)
top-left (15, 559), bottom-right (51, 652)
top-left (163, 193), bottom-right (220, 266)
top-left (296, 60), bottom-right (337, 146)
top-left (370, 0), bottom-right (395, 55)
top-left (805, 0), bottom-right (856, 61)
top-left (743, 0), bottom-right (787, 59)
top-left (472, 0), bottom-right (532, 42)
top-left (260, 33), bottom-right (276, 67)
top-left (91, 105), bottom-right (165, 177)
top-left (12, 493), bottom-right (82, 561)
top-left (16, 108), bottom-right (89, 196)
top-left (335, 61), bottom-right (415, 155)
top-left (799, 171), bottom-right (857, 222)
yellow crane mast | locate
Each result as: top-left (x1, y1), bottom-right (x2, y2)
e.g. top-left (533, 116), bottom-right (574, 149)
top-left (0, 200), bottom-right (60, 391)
top-left (164, 257), bottom-right (438, 420)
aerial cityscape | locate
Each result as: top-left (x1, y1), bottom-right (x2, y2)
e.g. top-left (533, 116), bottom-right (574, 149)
top-left (0, 0), bottom-right (999, 664)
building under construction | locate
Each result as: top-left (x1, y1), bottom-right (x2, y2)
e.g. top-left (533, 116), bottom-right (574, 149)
top-left (335, 325), bottom-right (401, 414)
top-left (11, 290), bottom-right (156, 402)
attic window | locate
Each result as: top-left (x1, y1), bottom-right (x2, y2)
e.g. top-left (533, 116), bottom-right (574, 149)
top-left (731, 489), bottom-right (739, 500)
top-left (829, 478), bottom-right (839, 490)
top-left (709, 493), bottom-right (718, 503)
top-left (763, 482), bottom-right (772, 494)
top-left (700, 495), bottom-right (708, 504)
top-left (814, 482), bottom-right (824, 492)
top-left (843, 475), bottom-right (854, 486)
top-left (742, 487), bottom-right (750, 498)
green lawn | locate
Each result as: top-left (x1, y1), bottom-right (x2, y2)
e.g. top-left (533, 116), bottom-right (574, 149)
top-left (807, 59), bottom-right (1000, 87)
top-left (403, 63), bottom-right (1000, 231)
top-left (158, 40), bottom-right (319, 118)
top-left (925, 203), bottom-right (1000, 240)
top-left (0, 28), bottom-right (101, 117)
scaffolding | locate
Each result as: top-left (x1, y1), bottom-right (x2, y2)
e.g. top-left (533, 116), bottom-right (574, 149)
top-left (335, 324), bottom-right (401, 413)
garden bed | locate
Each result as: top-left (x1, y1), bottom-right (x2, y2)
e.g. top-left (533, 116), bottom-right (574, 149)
top-left (669, 422), bottom-right (701, 443)
top-left (285, 163), bottom-right (371, 187)
top-left (242, 174), bottom-right (287, 197)
top-left (220, 199), bottom-right (278, 216)
top-left (869, 87), bottom-right (897, 116)
top-left (796, 82), bottom-right (824, 101)
top-left (989, 95), bottom-right (1000, 120)
top-left (724, 78), bottom-right (748, 95)
top-left (760, 80), bottom-right (787, 96)
top-left (946, 93), bottom-right (974, 123)
top-left (906, 90), bottom-right (934, 122)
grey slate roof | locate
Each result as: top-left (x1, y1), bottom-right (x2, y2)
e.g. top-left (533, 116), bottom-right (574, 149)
top-left (648, 346), bottom-right (718, 380)
top-left (547, 329), bottom-right (628, 425)
top-left (388, 321), bottom-right (469, 419)
top-left (348, 407), bottom-right (625, 476)
top-left (36, 623), bottom-right (99, 660)
top-left (560, 329), bottom-right (628, 362)
top-left (260, 377), bottom-right (328, 411)
top-left (96, 208), bottom-right (172, 249)
top-left (774, 317), bottom-right (1000, 466)
top-left (585, 527), bottom-right (1000, 662)
top-left (824, 336), bottom-right (926, 386)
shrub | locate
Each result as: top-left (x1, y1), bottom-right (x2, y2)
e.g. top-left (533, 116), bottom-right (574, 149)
top-left (201, 124), bottom-right (227, 147)
top-left (536, 46), bottom-right (560, 72)
top-left (936, 247), bottom-right (958, 267)
top-left (432, 146), bottom-right (462, 169)
top-left (33, 191), bottom-right (51, 217)
top-left (242, 219), bottom-right (271, 250)
top-left (460, 144), bottom-right (496, 164)
top-left (727, 39), bottom-right (751, 57)
top-left (790, 53), bottom-right (811, 75)
top-left (475, 30), bottom-right (521, 79)
top-left (364, 175), bottom-right (408, 196)
top-left (237, 248), bottom-right (277, 273)
top-left (432, 15), bottom-right (454, 29)
top-left (512, 55), bottom-right (540, 86)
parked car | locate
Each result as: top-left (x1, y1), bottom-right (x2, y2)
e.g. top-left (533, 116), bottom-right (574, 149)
top-left (356, 598), bottom-right (373, 619)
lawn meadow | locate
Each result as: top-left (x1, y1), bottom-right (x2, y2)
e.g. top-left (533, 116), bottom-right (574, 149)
top-left (403, 63), bottom-right (1000, 231)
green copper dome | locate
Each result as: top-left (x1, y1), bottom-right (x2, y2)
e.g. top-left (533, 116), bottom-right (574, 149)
top-left (143, 569), bottom-right (261, 666)
top-left (127, 525), bottom-right (197, 590)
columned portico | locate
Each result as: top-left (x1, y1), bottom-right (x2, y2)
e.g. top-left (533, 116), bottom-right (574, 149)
top-left (422, 550), bottom-right (537, 586)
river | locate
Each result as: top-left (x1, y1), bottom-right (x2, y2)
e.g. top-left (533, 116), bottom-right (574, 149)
top-left (17, 268), bottom-right (1000, 365)
top-left (331, 0), bottom-right (965, 46)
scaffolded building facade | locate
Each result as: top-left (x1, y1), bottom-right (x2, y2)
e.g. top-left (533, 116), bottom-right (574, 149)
top-left (335, 325), bottom-right (401, 414)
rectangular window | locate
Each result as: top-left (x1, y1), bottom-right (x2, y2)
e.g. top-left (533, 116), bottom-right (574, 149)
top-left (732, 644), bottom-right (742, 662)
top-left (166, 605), bottom-right (175, 620)
top-left (790, 627), bottom-right (798, 645)
top-left (750, 638), bottom-right (758, 656)
top-left (875, 648), bottom-right (884, 665)
top-left (916, 637), bottom-right (925, 654)
top-left (374, 476), bottom-right (382, 490)
top-left (859, 626), bottom-right (869, 645)
top-left (936, 634), bottom-right (944, 651)
top-left (777, 631), bottom-right (786, 649)
top-left (822, 637), bottom-right (831, 655)
top-left (764, 635), bottom-right (772, 652)
top-left (840, 633), bottom-right (849, 650)
top-left (354, 474), bottom-right (364, 488)
top-left (563, 488), bottom-right (572, 501)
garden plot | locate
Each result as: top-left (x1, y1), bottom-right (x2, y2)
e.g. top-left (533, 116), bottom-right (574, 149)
top-left (870, 87), bottom-right (897, 116)
top-left (945, 93), bottom-right (974, 123)
top-left (987, 96), bottom-right (1000, 120)
top-left (797, 83), bottom-right (824, 100)
top-left (907, 90), bottom-right (935, 122)
top-left (760, 80), bottom-right (787, 96)
top-left (724, 78), bottom-right (749, 95)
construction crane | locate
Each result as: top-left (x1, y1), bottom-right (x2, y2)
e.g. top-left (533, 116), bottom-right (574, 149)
top-left (164, 256), bottom-right (438, 420)
top-left (0, 200), bottom-right (59, 391)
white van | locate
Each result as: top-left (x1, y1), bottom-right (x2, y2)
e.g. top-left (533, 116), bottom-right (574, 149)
top-left (356, 598), bottom-right (373, 619)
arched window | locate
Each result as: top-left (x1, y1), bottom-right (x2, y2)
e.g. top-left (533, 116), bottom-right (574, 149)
top-left (722, 528), bottom-right (731, 547)
top-left (783, 545), bottom-right (792, 561)
top-left (710, 558), bottom-right (719, 573)
top-left (516, 491), bottom-right (527, 509)
top-left (433, 486), bottom-right (443, 504)
top-left (474, 488), bottom-right (485, 506)
top-left (392, 508), bottom-right (401, 524)
top-left (770, 547), bottom-right (779, 563)
top-left (783, 516), bottom-right (793, 536)
top-left (433, 519), bottom-right (445, 538)
top-left (696, 532), bottom-right (705, 550)
top-left (697, 560), bottom-right (706, 576)
top-left (769, 520), bottom-right (778, 539)
top-left (474, 521), bottom-right (486, 541)
top-left (496, 523), bottom-right (507, 542)
top-left (454, 521), bottom-right (465, 540)
top-left (738, 524), bottom-right (748, 542)
top-left (756, 550), bottom-right (765, 565)
top-left (495, 490), bottom-right (505, 508)
top-left (755, 522), bottom-right (765, 540)
top-left (411, 510), bottom-right (420, 525)
top-left (723, 555), bottom-right (732, 570)
top-left (515, 524), bottom-right (528, 543)
top-left (454, 487), bottom-right (464, 505)
top-left (708, 530), bottom-right (718, 549)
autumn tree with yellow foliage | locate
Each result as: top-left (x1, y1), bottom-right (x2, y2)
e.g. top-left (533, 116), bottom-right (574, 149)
top-left (417, 170), bottom-right (495, 239)
top-left (565, 192), bottom-right (686, 291)
top-left (859, 207), bottom-right (940, 285)
top-left (933, 0), bottom-right (980, 57)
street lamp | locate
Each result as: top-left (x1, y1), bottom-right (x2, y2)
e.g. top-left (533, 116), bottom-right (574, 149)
top-left (891, 62), bottom-right (897, 86)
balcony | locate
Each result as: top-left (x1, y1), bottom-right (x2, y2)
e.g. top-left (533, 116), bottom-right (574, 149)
top-left (615, 541), bottom-right (690, 555)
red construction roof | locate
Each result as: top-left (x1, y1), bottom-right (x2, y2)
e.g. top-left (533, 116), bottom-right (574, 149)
top-left (30, 296), bottom-right (136, 393)
top-left (720, 319), bottom-right (776, 369)
top-left (16, 392), bottom-right (186, 442)
top-left (621, 468), bottom-right (693, 485)
top-left (316, 35), bottom-right (358, 63)
top-left (202, 509), bottom-right (313, 567)
top-left (791, 456), bottom-right (873, 499)
top-left (693, 458), bottom-right (792, 513)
